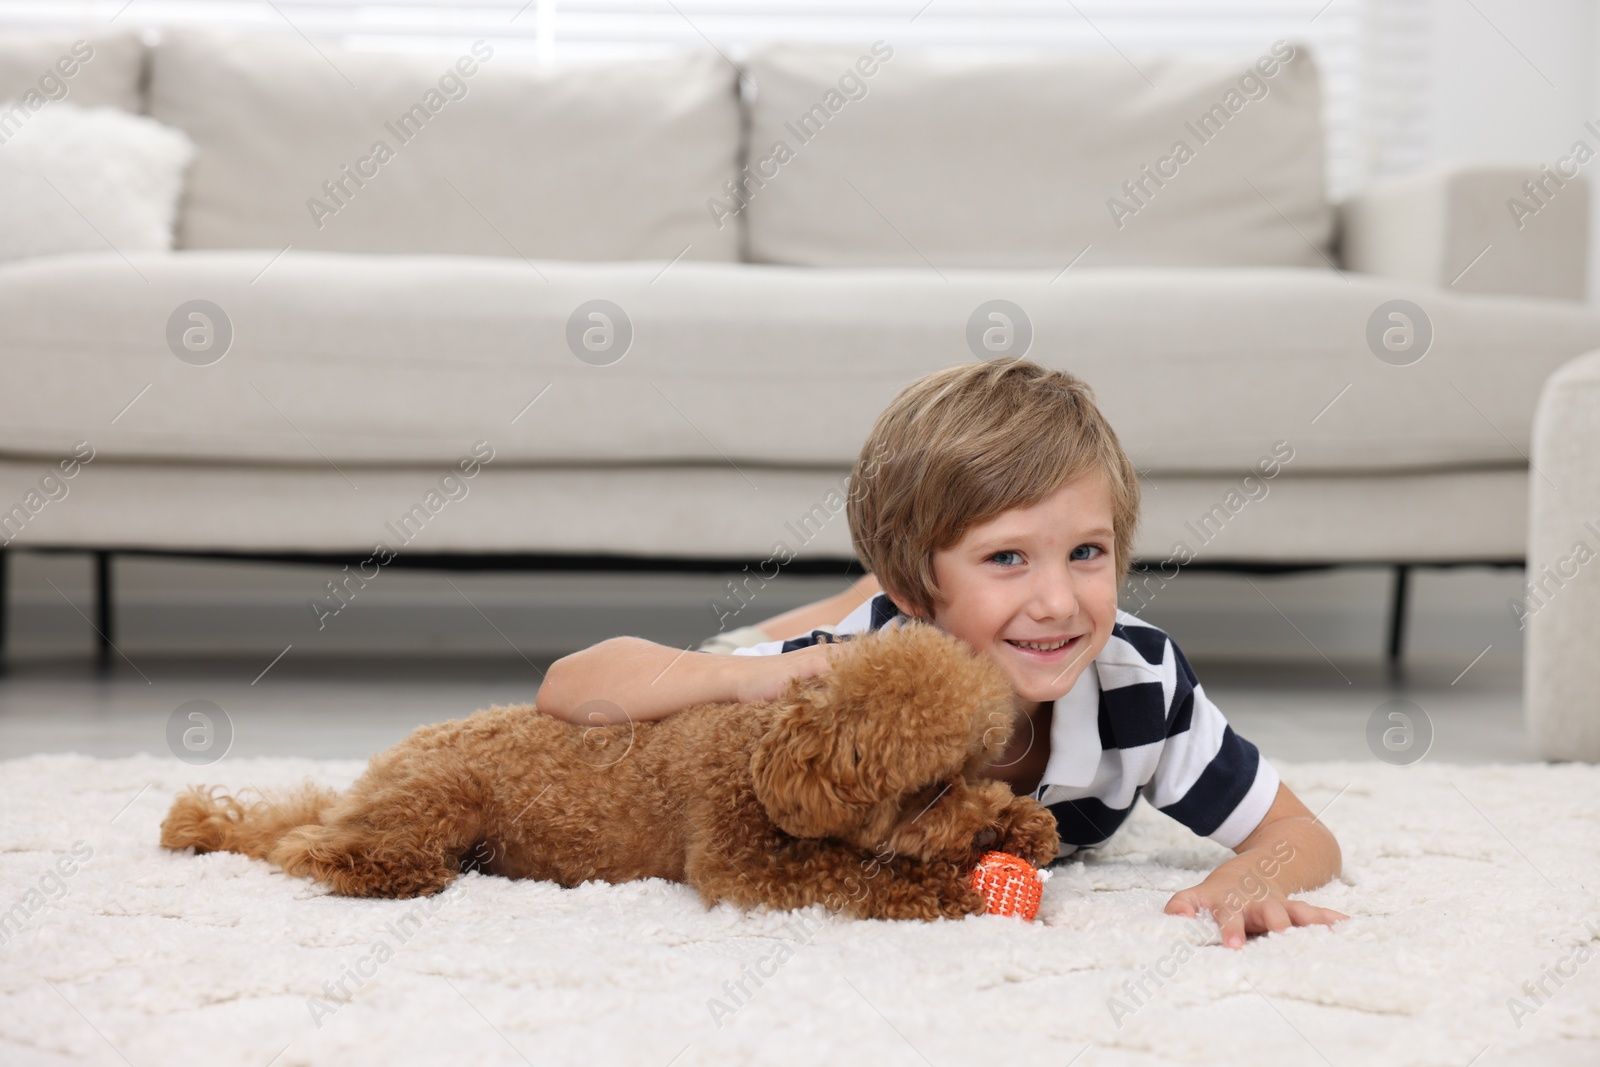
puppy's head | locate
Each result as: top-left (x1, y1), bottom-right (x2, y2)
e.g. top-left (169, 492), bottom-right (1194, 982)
top-left (844, 773), bottom-right (1055, 868)
top-left (749, 622), bottom-right (1017, 841)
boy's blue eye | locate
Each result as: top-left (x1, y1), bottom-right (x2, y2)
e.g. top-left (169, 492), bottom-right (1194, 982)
top-left (988, 544), bottom-right (1105, 566)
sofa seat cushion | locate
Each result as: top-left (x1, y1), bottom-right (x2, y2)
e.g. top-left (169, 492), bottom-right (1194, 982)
top-left (0, 460), bottom-right (1530, 564)
top-left (146, 30), bottom-right (740, 261)
top-left (740, 42), bottom-right (1330, 270)
top-left (3, 251), bottom-right (1599, 475)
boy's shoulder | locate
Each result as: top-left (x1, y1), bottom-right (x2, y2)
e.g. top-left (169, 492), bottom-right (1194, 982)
top-left (727, 592), bottom-right (899, 657)
top-left (1095, 608), bottom-right (1198, 690)
top-left (1104, 607), bottom-right (1174, 658)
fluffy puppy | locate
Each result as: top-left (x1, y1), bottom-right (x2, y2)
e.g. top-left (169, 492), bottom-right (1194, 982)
top-left (161, 622), bottom-right (1060, 921)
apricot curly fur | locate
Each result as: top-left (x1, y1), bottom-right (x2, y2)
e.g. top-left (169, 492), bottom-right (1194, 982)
top-left (159, 623), bottom-right (1061, 921)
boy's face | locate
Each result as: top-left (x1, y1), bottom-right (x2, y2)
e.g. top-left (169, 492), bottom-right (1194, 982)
top-left (908, 470), bottom-right (1120, 712)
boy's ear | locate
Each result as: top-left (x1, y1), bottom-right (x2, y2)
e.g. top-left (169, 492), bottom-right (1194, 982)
top-left (872, 576), bottom-right (923, 622)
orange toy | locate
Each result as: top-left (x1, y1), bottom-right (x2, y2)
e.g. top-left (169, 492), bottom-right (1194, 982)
top-left (970, 850), bottom-right (1051, 921)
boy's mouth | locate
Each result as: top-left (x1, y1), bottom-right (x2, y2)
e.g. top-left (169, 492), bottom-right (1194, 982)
top-left (1003, 634), bottom-right (1084, 660)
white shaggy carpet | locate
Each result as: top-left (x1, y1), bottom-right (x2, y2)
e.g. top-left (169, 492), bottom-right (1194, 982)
top-left (2, 754), bottom-right (1598, 1067)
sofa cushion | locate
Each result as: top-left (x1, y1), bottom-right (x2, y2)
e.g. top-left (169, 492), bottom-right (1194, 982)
top-left (0, 30), bottom-right (144, 115)
top-left (0, 459), bottom-right (1531, 565)
top-left (3, 252), bottom-right (1598, 476)
top-left (0, 103), bottom-right (194, 263)
top-left (739, 41), bottom-right (1331, 270)
top-left (146, 30), bottom-right (740, 260)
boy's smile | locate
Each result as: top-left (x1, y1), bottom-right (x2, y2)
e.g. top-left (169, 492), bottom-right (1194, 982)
top-left (896, 469), bottom-right (1121, 715)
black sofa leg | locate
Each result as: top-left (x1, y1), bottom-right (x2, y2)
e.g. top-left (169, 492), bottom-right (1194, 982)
top-left (1386, 563), bottom-right (1410, 676)
top-left (94, 550), bottom-right (114, 673)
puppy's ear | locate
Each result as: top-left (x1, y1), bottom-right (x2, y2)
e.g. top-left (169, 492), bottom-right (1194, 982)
top-left (750, 686), bottom-right (869, 838)
top-left (749, 623), bottom-right (1014, 837)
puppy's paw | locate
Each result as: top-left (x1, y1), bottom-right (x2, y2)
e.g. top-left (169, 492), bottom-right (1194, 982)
top-left (998, 801), bottom-right (1062, 868)
top-left (270, 827), bottom-right (456, 899)
top-left (924, 858), bottom-right (988, 920)
top-left (942, 880), bottom-right (989, 920)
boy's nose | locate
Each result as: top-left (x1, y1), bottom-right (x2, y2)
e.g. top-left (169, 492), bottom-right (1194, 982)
top-left (1027, 568), bottom-right (1080, 620)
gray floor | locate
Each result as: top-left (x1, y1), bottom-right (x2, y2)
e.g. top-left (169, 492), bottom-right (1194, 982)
top-left (0, 552), bottom-right (1538, 765)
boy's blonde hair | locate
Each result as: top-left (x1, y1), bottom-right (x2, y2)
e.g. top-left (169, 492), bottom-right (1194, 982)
top-left (846, 358), bottom-right (1140, 620)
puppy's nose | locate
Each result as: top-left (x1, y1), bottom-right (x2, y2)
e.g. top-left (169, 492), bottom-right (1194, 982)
top-left (972, 827), bottom-right (998, 852)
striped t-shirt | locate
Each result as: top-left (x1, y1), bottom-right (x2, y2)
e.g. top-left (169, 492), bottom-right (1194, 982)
top-left (733, 594), bottom-right (1280, 859)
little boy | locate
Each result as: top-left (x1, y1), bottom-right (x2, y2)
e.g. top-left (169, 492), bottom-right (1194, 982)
top-left (541, 358), bottom-right (1347, 948)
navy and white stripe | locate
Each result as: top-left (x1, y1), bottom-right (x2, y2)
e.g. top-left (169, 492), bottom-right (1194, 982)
top-left (733, 593), bottom-right (1280, 858)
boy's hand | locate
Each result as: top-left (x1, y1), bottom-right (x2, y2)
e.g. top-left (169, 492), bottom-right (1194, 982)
top-left (1164, 784), bottom-right (1348, 949)
top-left (1164, 868), bottom-right (1349, 950)
top-left (731, 643), bottom-right (841, 704)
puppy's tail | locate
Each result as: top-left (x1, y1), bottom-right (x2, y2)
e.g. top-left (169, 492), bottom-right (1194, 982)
top-left (160, 783), bottom-right (339, 861)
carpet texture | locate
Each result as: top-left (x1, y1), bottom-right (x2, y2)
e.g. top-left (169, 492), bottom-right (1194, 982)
top-left (2, 753), bottom-right (1598, 1066)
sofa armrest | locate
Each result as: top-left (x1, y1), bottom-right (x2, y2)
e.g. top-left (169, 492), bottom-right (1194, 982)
top-left (1337, 162), bottom-right (1589, 301)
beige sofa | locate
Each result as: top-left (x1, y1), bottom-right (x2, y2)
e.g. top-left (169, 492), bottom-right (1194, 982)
top-left (0, 28), bottom-right (1594, 664)
top-left (1526, 349), bottom-right (1600, 761)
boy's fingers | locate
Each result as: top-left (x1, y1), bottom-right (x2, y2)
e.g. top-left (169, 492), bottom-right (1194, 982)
top-left (1163, 893), bottom-right (1197, 918)
top-left (1258, 899), bottom-right (1291, 934)
top-left (1284, 901), bottom-right (1316, 924)
top-left (1286, 901), bottom-right (1349, 926)
top-left (1215, 909), bottom-right (1247, 949)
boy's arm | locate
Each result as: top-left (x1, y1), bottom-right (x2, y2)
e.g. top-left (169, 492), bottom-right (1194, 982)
top-left (538, 636), bottom-right (837, 724)
top-left (1163, 782), bottom-right (1349, 949)
top-left (1140, 635), bottom-right (1348, 948)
